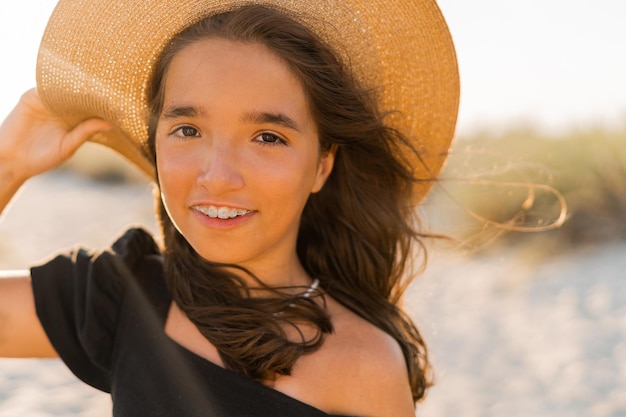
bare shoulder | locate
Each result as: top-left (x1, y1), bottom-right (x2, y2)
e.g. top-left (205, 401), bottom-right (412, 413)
top-left (323, 298), bottom-right (415, 416)
top-left (278, 297), bottom-right (415, 417)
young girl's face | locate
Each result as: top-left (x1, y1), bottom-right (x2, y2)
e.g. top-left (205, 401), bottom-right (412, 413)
top-left (155, 38), bottom-right (334, 279)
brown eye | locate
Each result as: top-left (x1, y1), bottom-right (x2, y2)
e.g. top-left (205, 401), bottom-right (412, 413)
top-left (255, 132), bottom-right (287, 146)
top-left (180, 126), bottom-right (199, 137)
top-left (261, 133), bottom-right (279, 143)
top-left (170, 125), bottom-right (200, 139)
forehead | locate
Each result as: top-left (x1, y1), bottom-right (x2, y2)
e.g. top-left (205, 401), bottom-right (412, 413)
top-left (162, 39), bottom-right (309, 111)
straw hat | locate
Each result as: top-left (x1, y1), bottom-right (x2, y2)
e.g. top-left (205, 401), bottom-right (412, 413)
top-left (37, 0), bottom-right (459, 202)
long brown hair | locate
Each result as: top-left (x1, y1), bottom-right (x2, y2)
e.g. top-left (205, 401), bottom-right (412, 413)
top-left (148, 5), bottom-right (432, 401)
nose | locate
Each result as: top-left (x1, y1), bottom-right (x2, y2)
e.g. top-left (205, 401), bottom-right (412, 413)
top-left (197, 139), bottom-right (245, 195)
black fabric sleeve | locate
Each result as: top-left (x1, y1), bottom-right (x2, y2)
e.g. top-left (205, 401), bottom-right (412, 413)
top-left (30, 228), bottom-right (161, 393)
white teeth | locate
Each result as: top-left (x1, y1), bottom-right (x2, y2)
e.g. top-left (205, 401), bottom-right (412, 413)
top-left (195, 205), bottom-right (250, 219)
top-left (217, 207), bottom-right (230, 219)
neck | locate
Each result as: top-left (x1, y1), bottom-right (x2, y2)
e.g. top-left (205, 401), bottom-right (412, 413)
top-left (169, 225), bottom-right (312, 292)
top-left (227, 254), bottom-right (314, 293)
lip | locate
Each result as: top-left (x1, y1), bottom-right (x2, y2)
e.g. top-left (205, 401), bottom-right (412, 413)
top-left (190, 200), bottom-right (251, 210)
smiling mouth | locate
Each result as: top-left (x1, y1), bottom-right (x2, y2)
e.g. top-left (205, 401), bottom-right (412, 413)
top-left (193, 205), bottom-right (251, 219)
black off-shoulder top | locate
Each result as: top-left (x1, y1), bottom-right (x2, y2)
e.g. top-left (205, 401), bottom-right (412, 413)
top-left (31, 228), bottom-right (352, 417)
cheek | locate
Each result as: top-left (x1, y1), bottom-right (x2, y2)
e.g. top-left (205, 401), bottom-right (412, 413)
top-left (156, 142), bottom-right (193, 214)
top-left (254, 153), bottom-right (320, 207)
top-left (156, 169), bottom-right (181, 225)
top-left (156, 136), bottom-right (201, 182)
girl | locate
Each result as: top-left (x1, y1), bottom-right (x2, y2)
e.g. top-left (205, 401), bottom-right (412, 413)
top-left (0, 1), bottom-right (458, 416)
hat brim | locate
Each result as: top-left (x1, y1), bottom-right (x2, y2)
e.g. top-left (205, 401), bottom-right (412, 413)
top-left (37, 0), bottom-right (459, 202)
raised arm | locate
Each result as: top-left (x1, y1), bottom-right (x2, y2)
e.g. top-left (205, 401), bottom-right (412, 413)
top-left (0, 89), bottom-right (110, 357)
top-left (0, 89), bottom-right (110, 215)
top-left (0, 271), bottom-right (57, 357)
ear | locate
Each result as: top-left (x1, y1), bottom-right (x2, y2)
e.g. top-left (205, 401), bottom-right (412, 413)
top-left (311, 145), bottom-right (336, 193)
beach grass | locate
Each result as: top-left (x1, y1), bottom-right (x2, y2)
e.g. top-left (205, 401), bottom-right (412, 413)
top-left (425, 123), bottom-right (626, 251)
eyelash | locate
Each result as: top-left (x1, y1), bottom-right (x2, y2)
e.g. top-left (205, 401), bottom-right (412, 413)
top-left (168, 126), bottom-right (288, 147)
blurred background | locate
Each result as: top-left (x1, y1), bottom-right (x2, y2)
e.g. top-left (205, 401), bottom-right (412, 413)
top-left (1, 1), bottom-right (625, 416)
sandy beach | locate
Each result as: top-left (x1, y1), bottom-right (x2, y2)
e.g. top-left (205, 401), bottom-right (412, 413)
top-left (1, 171), bottom-right (624, 416)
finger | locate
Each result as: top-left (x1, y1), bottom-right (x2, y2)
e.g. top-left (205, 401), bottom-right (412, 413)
top-left (62, 118), bottom-right (111, 156)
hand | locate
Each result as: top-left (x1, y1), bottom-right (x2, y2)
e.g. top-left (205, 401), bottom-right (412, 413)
top-left (0, 89), bottom-right (111, 183)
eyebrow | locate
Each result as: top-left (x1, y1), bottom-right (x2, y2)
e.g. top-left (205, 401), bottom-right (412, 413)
top-left (160, 106), bottom-right (302, 133)
top-left (242, 110), bottom-right (301, 132)
top-left (161, 105), bottom-right (205, 120)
